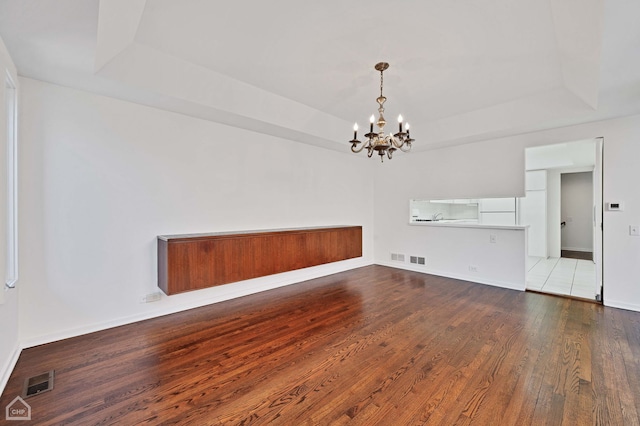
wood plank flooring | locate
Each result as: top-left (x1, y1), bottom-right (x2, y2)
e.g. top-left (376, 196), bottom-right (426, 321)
top-left (561, 250), bottom-right (593, 261)
top-left (2, 265), bottom-right (640, 425)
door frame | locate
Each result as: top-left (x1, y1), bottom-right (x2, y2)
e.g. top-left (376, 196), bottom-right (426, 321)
top-left (594, 137), bottom-right (604, 301)
top-left (523, 138), bottom-right (604, 303)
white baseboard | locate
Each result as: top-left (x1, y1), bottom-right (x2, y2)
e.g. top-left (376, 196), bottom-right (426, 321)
top-left (21, 258), bottom-right (374, 349)
top-left (0, 342), bottom-right (22, 397)
top-left (603, 299), bottom-right (640, 313)
top-left (375, 261), bottom-right (526, 291)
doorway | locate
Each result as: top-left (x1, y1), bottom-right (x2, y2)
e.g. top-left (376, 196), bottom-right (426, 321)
top-left (561, 171), bottom-right (593, 260)
top-left (522, 138), bottom-right (603, 301)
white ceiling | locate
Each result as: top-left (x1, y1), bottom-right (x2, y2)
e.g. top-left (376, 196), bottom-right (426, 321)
top-left (1, 0), bottom-right (639, 153)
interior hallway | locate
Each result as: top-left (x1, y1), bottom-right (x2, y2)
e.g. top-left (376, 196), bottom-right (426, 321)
top-left (526, 256), bottom-right (597, 300)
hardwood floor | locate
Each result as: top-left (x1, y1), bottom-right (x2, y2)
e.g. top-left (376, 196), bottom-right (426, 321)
top-left (2, 265), bottom-right (640, 425)
top-left (561, 250), bottom-right (593, 261)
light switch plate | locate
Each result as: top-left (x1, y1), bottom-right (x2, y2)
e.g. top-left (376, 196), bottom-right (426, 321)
top-left (630, 226), bottom-right (640, 236)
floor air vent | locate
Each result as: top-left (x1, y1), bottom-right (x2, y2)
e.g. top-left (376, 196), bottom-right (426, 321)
top-left (23, 370), bottom-right (54, 398)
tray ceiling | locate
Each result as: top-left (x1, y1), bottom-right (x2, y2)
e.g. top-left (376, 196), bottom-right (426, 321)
top-left (1, 0), bottom-right (639, 152)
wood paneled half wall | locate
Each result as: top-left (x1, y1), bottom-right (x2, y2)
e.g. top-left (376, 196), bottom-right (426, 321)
top-left (157, 226), bottom-right (362, 295)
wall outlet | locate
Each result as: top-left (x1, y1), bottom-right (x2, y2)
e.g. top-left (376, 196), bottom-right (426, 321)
top-left (141, 292), bottom-right (162, 303)
top-left (468, 265), bottom-right (479, 273)
top-left (630, 225), bottom-right (640, 236)
top-left (489, 234), bottom-right (497, 243)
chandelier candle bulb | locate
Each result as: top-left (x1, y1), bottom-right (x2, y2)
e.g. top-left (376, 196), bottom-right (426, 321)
top-left (370, 115), bottom-right (374, 132)
top-left (353, 123), bottom-right (358, 139)
top-left (398, 114), bottom-right (403, 132)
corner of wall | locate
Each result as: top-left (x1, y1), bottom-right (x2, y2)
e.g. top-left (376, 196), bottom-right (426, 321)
top-left (0, 340), bottom-right (21, 397)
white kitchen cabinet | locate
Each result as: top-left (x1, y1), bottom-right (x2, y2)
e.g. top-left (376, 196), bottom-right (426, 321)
top-left (520, 171), bottom-right (547, 257)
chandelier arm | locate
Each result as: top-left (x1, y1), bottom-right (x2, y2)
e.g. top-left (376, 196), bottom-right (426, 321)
top-left (390, 137), bottom-right (405, 149)
top-left (350, 143), bottom-right (367, 153)
top-left (398, 143), bottom-right (412, 153)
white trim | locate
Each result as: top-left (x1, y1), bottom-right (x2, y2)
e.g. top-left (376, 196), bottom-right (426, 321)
top-left (0, 341), bottom-right (21, 397)
top-left (20, 259), bottom-right (374, 348)
top-left (603, 299), bottom-right (640, 313)
top-left (375, 261), bottom-right (526, 291)
top-left (5, 71), bottom-right (18, 289)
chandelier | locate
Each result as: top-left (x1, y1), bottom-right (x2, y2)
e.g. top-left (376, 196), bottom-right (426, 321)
top-left (350, 62), bottom-right (414, 162)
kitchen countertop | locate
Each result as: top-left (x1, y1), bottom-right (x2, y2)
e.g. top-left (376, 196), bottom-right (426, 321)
top-left (409, 220), bottom-right (527, 230)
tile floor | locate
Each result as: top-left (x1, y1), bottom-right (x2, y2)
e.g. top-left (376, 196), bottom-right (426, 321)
top-left (526, 256), bottom-right (597, 299)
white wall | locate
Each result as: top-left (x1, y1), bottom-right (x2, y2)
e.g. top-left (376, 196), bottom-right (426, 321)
top-left (374, 114), bottom-right (640, 312)
top-left (526, 140), bottom-right (596, 170)
top-left (383, 224), bottom-right (526, 290)
top-left (561, 172), bottom-right (593, 251)
top-left (18, 78), bottom-right (374, 347)
top-left (372, 138), bottom-right (527, 289)
top-left (0, 36), bottom-right (19, 394)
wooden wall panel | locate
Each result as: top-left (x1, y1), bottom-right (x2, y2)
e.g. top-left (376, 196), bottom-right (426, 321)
top-left (158, 226), bottom-right (362, 295)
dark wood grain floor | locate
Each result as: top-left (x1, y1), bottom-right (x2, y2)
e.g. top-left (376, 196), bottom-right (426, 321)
top-left (561, 250), bottom-right (593, 261)
top-left (2, 265), bottom-right (639, 425)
